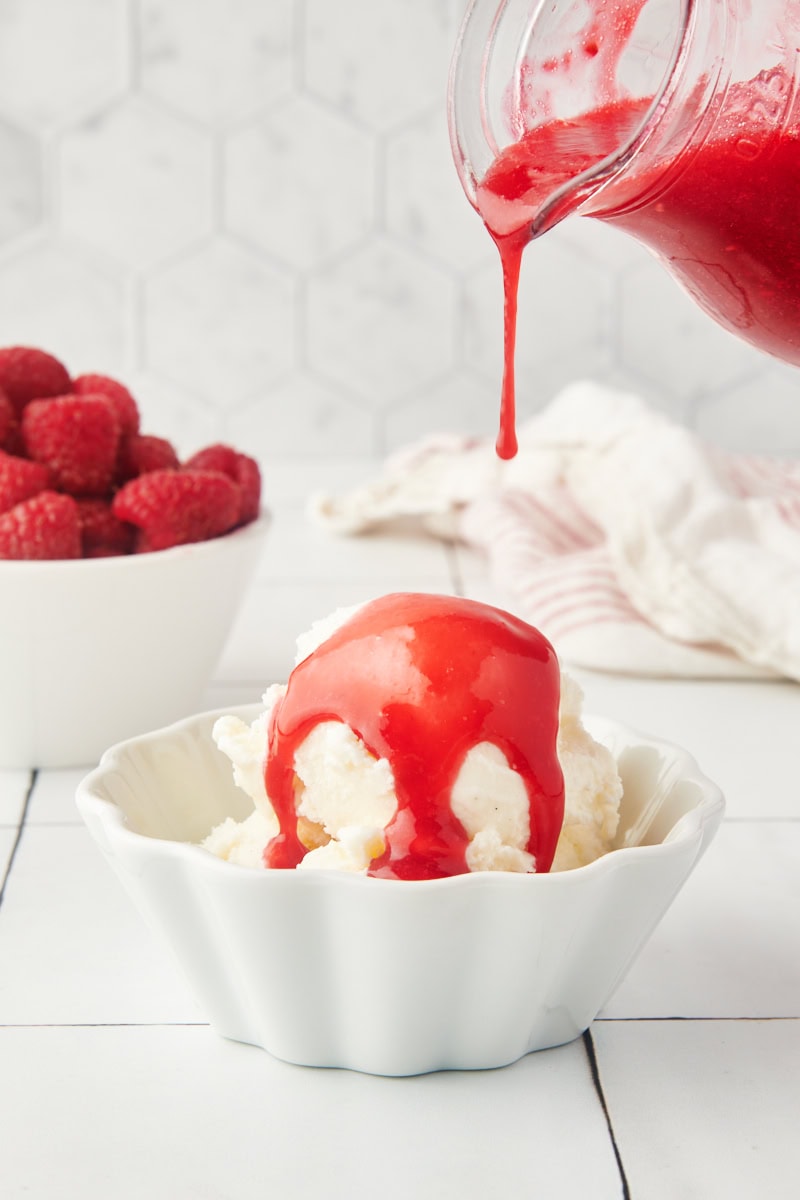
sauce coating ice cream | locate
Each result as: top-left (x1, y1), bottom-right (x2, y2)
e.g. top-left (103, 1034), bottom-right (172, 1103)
top-left (264, 593), bottom-right (564, 880)
top-left (206, 594), bottom-right (622, 879)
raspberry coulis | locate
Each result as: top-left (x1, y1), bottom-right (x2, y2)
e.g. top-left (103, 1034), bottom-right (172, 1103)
top-left (477, 99), bottom-right (649, 460)
top-left (478, 65), bottom-right (800, 458)
top-left (263, 593), bottom-right (564, 880)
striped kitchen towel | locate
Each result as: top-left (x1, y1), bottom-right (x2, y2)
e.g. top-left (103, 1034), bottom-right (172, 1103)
top-left (312, 382), bottom-right (800, 681)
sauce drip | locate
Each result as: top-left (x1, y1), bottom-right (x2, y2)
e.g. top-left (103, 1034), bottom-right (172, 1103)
top-left (263, 593), bottom-right (564, 880)
top-left (478, 100), bottom-right (649, 460)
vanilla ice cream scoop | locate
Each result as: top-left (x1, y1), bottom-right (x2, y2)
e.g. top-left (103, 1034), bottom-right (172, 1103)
top-left (204, 593), bottom-right (622, 878)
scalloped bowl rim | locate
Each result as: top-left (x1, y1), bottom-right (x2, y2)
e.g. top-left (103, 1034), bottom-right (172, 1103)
top-left (77, 703), bottom-right (725, 891)
top-left (76, 706), bottom-right (726, 1074)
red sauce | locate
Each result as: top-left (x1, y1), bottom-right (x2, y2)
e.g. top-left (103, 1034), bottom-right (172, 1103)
top-left (263, 593), bottom-right (564, 880)
top-left (478, 99), bottom-right (649, 460)
top-left (477, 78), bottom-right (800, 457)
top-left (607, 104), bottom-right (800, 366)
top-left (491, 225), bottom-right (528, 460)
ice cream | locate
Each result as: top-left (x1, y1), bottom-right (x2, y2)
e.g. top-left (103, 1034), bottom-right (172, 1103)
top-left (203, 593), bottom-right (622, 878)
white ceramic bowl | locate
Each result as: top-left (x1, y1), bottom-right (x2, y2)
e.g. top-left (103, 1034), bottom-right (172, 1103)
top-left (76, 706), bottom-right (724, 1076)
top-left (0, 517), bottom-right (269, 769)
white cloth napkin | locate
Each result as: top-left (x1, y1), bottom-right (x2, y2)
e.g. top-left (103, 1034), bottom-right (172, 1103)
top-left (312, 382), bottom-right (800, 681)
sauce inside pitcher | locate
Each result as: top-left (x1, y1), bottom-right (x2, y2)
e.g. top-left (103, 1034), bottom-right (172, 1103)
top-left (458, 0), bottom-right (800, 458)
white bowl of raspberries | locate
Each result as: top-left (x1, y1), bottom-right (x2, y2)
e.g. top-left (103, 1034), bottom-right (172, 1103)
top-left (0, 346), bottom-right (269, 769)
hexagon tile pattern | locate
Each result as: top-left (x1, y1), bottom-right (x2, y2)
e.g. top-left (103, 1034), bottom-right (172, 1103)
top-left (0, 0), bottom-right (127, 132)
top-left (224, 97), bottom-right (375, 271)
top-left (139, 0), bottom-right (295, 125)
top-left (59, 97), bottom-right (214, 271)
top-left (143, 240), bottom-right (295, 402)
top-left (0, 0), bottom-right (794, 461)
top-left (0, 119), bottom-right (43, 245)
top-left (307, 238), bottom-right (456, 403)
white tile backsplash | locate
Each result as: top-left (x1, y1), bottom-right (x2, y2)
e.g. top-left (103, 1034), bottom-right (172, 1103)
top-left (0, 239), bottom-right (128, 373)
top-left (303, 0), bottom-right (457, 132)
top-left (225, 97), bottom-right (376, 271)
top-left (58, 96), bottom-right (215, 270)
top-left (384, 107), bottom-right (491, 271)
top-left (228, 373), bottom-right (379, 459)
top-left (138, 0), bottom-right (295, 125)
top-left (0, 0), bottom-right (128, 132)
top-left (617, 257), bottom-right (760, 398)
top-left (142, 238), bottom-right (296, 400)
top-left (306, 237), bottom-right (457, 402)
top-left (694, 362), bottom-right (800, 455)
top-left (0, 119), bottom-right (42, 242)
top-left (0, 0), bottom-right (795, 459)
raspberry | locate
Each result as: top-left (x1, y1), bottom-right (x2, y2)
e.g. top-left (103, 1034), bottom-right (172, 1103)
top-left (0, 491), bottom-right (81, 560)
top-left (183, 443), bottom-right (239, 476)
top-left (76, 498), bottom-right (135, 558)
top-left (22, 394), bottom-right (121, 496)
top-left (0, 347), bottom-right (72, 416)
top-left (0, 450), bottom-right (52, 514)
top-left (184, 443), bottom-right (261, 524)
top-left (112, 468), bottom-right (240, 552)
top-left (0, 388), bottom-right (24, 454)
top-left (73, 373), bottom-right (140, 438)
top-left (0, 387), bottom-right (15, 448)
top-left (230, 454), bottom-right (261, 524)
top-left (117, 433), bottom-right (180, 482)
top-left (0, 350), bottom-right (265, 555)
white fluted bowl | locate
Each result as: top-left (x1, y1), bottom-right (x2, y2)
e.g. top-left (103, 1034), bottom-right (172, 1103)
top-left (76, 706), bottom-right (724, 1076)
top-left (0, 516), bottom-right (269, 768)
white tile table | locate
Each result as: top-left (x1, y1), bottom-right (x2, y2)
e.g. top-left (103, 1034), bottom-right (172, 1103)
top-left (1, 459), bottom-right (798, 1199)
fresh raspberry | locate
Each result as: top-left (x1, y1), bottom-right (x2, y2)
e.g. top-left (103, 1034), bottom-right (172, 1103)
top-left (0, 387), bottom-right (15, 448)
top-left (76, 498), bottom-right (135, 558)
top-left (3, 430), bottom-right (25, 456)
top-left (0, 387), bottom-right (24, 454)
top-left (183, 443), bottom-right (239, 476)
top-left (0, 450), bottom-right (52, 514)
top-left (112, 468), bottom-right (240, 552)
top-left (73, 373), bottom-right (140, 438)
top-left (184, 443), bottom-right (261, 524)
top-left (0, 491), bottom-right (81, 560)
top-left (22, 394), bottom-right (121, 496)
top-left (0, 347), bottom-right (72, 416)
top-left (117, 433), bottom-right (180, 482)
top-left (230, 454), bottom-right (261, 524)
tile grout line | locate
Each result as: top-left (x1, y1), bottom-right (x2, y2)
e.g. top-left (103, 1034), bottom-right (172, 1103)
top-left (0, 1021), bottom-right (211, 1030)
top-left (583, 1029), bottom-right (632, 1200)
top-left (0, 771), bottom-right (37, 911)
top-left (15, 820), bottom-right (90, 831)
top-left (597, 1014), bottom-right (800, 1024)
top-left (2, 1016), bottom-right (797, 1034)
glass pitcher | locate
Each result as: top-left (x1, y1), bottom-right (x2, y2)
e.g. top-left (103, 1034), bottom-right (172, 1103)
top-left (448, 0), bottom-right (800, 456)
